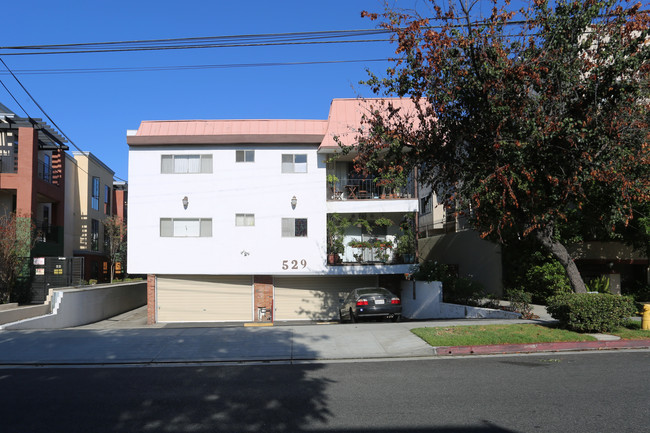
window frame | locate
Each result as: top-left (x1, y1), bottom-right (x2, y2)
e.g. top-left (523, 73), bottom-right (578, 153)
top-left (235, 213), bottom-right (255, 227)
top-left (281, 218), bottom-right (308, 237)
top-left (161, 154), bottom-right (213, 174)
top-left (235, 150), bottom-right (255, 163)
top-left (160, 218), bottom-right (213, 237)
top-left (281, 154), bottom-right (308, 173)
top-left (91, 177), bottom-right (100, 211)
top-left (91, 218), bottom-right (99, 251)
top-left (104, 185), bottom-right (111, 215)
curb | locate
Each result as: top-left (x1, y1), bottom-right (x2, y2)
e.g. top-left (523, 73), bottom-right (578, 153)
top-left (433, 339), bottom-right (650, 356)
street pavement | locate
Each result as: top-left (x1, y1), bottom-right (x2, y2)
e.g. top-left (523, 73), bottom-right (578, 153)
top-left (0, 306), bottom-right (648, 366)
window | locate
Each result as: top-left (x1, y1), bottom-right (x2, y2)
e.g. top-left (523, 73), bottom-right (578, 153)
top-left (235, 214), bottom-right (255, 226)
top-left (91, 219), bottom-right (99, 251)
top-left (420, 197), bottom-right (432, 215)
top-left (91, 177), bottom-right (100, 210)
top-left (161, 154), bottom-right (213, 174)
top-left (281, 154), bottom-right (307, 173)
top-left (104, 185), bottom-right (111, 214)
top-left (282, 218), bottom-right (308, 237)
top-left (236, 150), bottom-right (255, 163)
top-left (160, 218), bottom-right (212, 237)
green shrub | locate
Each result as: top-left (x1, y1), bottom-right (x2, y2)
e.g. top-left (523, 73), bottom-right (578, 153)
top-left (412, 261), bottom-right (486, 306)
top-left (546, 293), bottom-right (637, 333)
top-left (506, 289), bottom-right (534, 319)
top-left (524, 261), bottom-right (572, 303)
top-left (442, 277), bottom-right (486, 306)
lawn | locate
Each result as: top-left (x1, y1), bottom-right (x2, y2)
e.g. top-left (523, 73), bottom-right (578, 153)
top-left (610, 320), bottom-right (650, 340)
top-left (411, 324), bottom-right (597, 347)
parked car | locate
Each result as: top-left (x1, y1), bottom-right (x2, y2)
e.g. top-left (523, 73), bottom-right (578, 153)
top-left (339, 287), bottom-right (402, 322)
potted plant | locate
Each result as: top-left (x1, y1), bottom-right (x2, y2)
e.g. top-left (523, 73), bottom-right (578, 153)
top-left (372, 239), bottom-right (394, 263)
top-left (377, 168), bottom-right (408, 198)
top-left (326, 174), bottom-right (340, 200)
top-left (327, 213), bottom-right (350, 264)
top-left (348, 239), bottom-right (372, 263)
top-left (396, 214), bottom-right (416, 263)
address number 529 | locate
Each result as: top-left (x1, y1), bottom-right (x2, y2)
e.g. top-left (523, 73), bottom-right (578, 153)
top-left (282, 259), bottom-right (307, 270)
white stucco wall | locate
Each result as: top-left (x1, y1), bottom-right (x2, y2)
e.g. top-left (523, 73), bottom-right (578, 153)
top-left (128, 145), bottom-right (329, 275)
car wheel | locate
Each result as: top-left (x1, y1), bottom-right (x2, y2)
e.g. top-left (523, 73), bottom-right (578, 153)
top-left (349, 308), bottom-right (357, 323)
top-left (391, 315), bottom-right (401, 323)
top-left (338, 309), bottom-right (345, 323)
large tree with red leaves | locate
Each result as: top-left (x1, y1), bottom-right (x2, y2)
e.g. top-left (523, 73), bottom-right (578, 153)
top-left (357, 0), bottom-right (650, 293)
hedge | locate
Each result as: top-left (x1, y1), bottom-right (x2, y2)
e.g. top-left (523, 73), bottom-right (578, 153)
top-left (546, 293), bottom-right (637, 333)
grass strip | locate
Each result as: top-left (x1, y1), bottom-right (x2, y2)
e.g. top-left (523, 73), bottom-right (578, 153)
top-left (411, 324), bottom-right (597, 347)
top-left (610, 321), bottom-right (650, 340)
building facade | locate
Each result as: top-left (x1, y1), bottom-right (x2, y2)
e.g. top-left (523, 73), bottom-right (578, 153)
top-left (0, 103), bottom-right (68, 258)
top-left (66, 152), bottom-right (116, 282)
top-left (127, 98), bottom-right (419, 323)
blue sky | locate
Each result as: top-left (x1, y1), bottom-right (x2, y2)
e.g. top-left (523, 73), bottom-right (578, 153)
top-left (0, 0), bottom-right (528, 181)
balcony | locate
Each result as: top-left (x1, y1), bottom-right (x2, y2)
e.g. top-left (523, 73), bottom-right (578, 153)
top-left (327, 213), bottom-right (417, 270)
top-left (327, 178), bottom-right (415, 201)
top-left (33, 224), bottom-right (64, 257)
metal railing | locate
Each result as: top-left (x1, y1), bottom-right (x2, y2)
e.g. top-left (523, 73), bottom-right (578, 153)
top-left (327, 178), bottom-right (415, 201)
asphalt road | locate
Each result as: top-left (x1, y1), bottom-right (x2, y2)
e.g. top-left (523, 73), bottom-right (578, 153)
top-left (1, 351), bottom-right (648, 432)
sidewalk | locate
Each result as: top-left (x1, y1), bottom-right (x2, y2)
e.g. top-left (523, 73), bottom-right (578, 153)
top-left (1, 306), bottom-right (648, 366)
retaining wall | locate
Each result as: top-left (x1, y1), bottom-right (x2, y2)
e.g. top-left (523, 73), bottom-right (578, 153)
top-left (400, 280), bottom-right (520, 320)
top-left (0, 281), bottom-right (146, 330)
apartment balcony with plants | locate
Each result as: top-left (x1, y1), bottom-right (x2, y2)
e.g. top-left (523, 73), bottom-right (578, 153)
top-left (324, 160), bottom-right (419, 216)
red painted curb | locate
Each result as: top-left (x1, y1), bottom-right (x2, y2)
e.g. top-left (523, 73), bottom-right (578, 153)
top-left (434, 339), bottom-right (650, 356)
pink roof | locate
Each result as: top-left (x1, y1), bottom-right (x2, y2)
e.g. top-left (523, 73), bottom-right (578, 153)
top-left (320, 98), bottom-right (417, 150)
top-left (126, 98), bottom-right (416, 149)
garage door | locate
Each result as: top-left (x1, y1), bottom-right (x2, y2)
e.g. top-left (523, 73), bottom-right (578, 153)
top-left (274, 276), bottom-right (377, 321)
top-left (157, 276), bottom-right (253, 322)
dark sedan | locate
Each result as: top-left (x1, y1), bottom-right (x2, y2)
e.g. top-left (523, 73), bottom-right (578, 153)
top-left (339, 287), bottom-right (402, 322)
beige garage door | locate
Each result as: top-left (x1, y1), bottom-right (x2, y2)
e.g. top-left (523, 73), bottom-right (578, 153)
top-left (157, 276), bottom-right (253, 322)
top-left (274, 276), bottom-right (377, 321)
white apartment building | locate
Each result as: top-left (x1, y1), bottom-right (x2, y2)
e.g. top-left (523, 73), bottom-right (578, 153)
top-left (127, 98), bottom-right (419, 324)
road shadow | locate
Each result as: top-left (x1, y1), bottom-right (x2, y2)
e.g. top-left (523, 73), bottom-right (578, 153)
top-left (0, 361), bottom-right (519, 433)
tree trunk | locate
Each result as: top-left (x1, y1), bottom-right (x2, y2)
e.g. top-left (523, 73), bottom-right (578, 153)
top-left (535, 224), bottom-right (588, 294)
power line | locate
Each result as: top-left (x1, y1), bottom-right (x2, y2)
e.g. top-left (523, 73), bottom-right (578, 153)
top-left (0, 58), bottom-right (391, 75)
top-left (0, 29), bottom-right (392, 56)
top-left (0, 57), bottom-right (84, 156)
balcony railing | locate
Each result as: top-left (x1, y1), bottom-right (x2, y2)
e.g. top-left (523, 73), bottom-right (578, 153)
top-left (327, 178), bottom-right (415, 201)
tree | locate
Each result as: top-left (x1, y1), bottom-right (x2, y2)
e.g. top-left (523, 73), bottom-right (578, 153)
top-left (103, 216), bottom-right (127, 283)
top-left (356, 0), bottom-right (650, 293)
top-left (0, 212), bottom-right (37, 303)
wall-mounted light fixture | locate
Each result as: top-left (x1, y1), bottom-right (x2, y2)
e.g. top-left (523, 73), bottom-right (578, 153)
top-left (291, 195), bottom-right (297, 210)
top-left (182, 196), bottom-right (189, 210)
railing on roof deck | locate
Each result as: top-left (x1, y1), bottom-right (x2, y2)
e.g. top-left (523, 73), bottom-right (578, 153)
top-left (326, 178), bottom-right (415, 201)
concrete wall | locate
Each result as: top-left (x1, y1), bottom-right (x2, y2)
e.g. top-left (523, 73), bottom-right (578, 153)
top-left (400, 280), bottom-right (520, 320)
top-left (0, 281), bottom-right (146, 330)
top-left (419, 230), bottom-right (503, 295)
top-left (0, 303), bottom-right (51, 325)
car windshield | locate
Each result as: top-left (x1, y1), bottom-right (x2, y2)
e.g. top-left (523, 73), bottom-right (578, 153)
top-left (356, 288), bottom-right (391, 297)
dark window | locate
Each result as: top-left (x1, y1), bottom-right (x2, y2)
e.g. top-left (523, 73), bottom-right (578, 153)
top-left (104, 185), bottom-right (111, 214)
top-left (91, 219), bottom-right (99, 251)
top-left (91, 177), bottom-right (100, 210)
top-left (282, 218), bottom-right (308, 237)
top-left (236, 150), bottom-right (255, 162)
